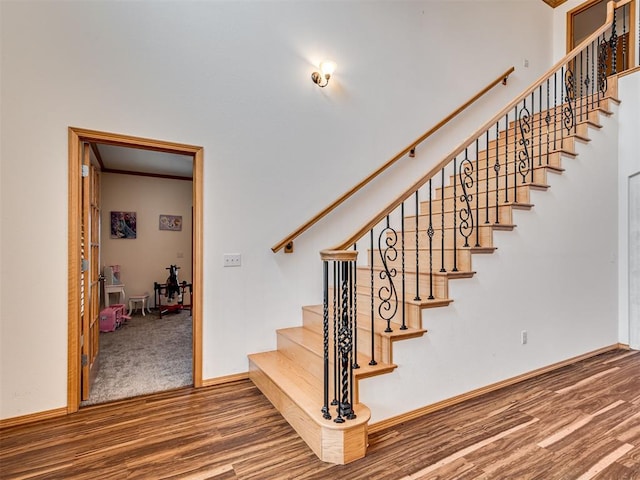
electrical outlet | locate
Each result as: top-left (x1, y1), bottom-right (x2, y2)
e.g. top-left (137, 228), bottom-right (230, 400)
top-left (521, 330), bottom-right (528, 345)
top-left (223, 253), bottom-right (242, 267)
top-left (523, 58), bottom-right (529, 68)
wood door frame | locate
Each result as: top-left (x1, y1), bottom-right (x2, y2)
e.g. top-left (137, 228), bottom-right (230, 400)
top-left (566, 0), bottom-right (637, 64)
top-left (68, 127), bottom-right (204, 413)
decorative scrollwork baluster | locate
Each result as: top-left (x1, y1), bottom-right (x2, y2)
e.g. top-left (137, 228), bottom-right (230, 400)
top-left (459, 148), bottom-right (474, 248)
top-left (517, 100), bottom-right (531, 184)
top-left (545, 79), bottom-right (551, 165)
top-left (378, 217), bottom-right (398, 333)
top-left (563, 67), bottom-right (575, 135)
top-left (610, 9), bottom-right (618, 75)
top-left (598, 34), bottom-right (608, 101)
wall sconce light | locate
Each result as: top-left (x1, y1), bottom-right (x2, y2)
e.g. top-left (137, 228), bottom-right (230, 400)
top-left (311, 61), bottom-right (336, 88)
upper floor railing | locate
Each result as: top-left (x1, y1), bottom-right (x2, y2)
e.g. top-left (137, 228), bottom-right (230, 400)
top-left (271, 66), bottom-right (515, 254)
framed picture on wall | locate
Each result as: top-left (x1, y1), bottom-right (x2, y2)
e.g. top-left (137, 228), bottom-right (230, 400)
top-left (111, 211), bottom-right (137, 239)
top-left (159, 214), bottom-right (182, 231)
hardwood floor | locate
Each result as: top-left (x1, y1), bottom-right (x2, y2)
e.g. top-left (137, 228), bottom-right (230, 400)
top-left (1, 349), bottom-right (640, 479)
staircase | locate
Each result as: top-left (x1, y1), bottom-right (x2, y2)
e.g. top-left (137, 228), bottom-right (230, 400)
top-left (249, 0), bottom-right (631, 465)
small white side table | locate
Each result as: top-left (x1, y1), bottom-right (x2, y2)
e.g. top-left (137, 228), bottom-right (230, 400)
top-left (128, 294), bottom-right (150, 316)
top-left (105, 284), bottom-right (126, 307)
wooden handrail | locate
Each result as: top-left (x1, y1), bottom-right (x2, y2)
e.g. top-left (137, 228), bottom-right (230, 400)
top-left (271, 66), bottom-right (516, 253)
top-left (328, 0), bottom-right (625, 252)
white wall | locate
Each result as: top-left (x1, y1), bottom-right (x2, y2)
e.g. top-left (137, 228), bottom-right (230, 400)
top-left (617, 71), bottom-right (640, 347)
top-left (101, 173), bottom-right (193, 308)
top-left (1, 0), bottom-right (567, 420)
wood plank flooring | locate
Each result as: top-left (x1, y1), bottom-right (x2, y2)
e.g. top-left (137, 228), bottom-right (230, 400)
top-left (1, 349), bottom-right (640, 479)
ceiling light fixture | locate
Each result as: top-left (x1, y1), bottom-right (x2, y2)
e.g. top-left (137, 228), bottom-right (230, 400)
top-left (311, 61), bottom-right (337, 88)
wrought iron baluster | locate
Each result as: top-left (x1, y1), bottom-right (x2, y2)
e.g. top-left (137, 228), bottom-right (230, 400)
top-left (494, 122), bottom-right (500, 224)
top-left (485, 130), bottom-right (489, 224)
top-left (349, 258), bottom-right (356, 412)
top-left (332, 262), bottom-right (338, 406)
top-left (400, 202), bottom-right (407, 330)
top-left (322, 260), bottom-right (331, 419)
top-left (591, 39), bottom-right (596, 110)
top-left (378, 215), bottom-right (398, 333)
top-left (538, 85), bottom-right (542, 167)
top-left (440, 168), bottom-right (446, 273)
top-left (518, 98), bottom-right (532, 186)
top-left (459, 148), bottom-right (474, 248)
top-left (504, 113), bottom-right (509, 203)
top-left (453, 157), bottom-right (459, 272)
top-left (563, 64), bottom-right (575, 136)
top-left (610, 8), bottom-right (618, 75)
top-left (334, 261), bottom-right (355, 423)
top-left (530, 92), bottom-right (535, 183)
top-left (352, 242), bottom-right (359, 369)
top-left (427, 180), bottom-right (434, 299)
top-left (589, 42), bottom-right (594, 113)
top-left (553, 71), bottom-right (558, 151)
top-left (598, 34), bottom-right (608, 105)
top-left (414, 191), bottom-right (421, 301)
top-left (545, 79), bottom-right (551, 165)
top-left (579, 50), bottom-right (584, 122)
top-left (369, 230), bottom-right (376, 366)
top-left (475, 139), bottom-right (480, 247)
top-left (622, 5), bottom-right (627, 72)
top-left (513, 104), bottom-right (518, 202)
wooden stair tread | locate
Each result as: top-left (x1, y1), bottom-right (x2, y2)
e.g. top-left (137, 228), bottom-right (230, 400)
top-left (249, 350), bottom-right (370, 430)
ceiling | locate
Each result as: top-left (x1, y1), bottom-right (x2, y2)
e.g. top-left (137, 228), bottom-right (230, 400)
top-left (541, 0), bottom-right (568, 7)
top-left (91, 143), bottom-right (193, 180)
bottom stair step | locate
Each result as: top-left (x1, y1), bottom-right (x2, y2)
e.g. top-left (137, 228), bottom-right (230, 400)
top-left (248, 350), bottom-right (370, 464)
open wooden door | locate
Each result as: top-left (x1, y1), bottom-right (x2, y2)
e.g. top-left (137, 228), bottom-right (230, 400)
top-left (80, 142), bottom-right (101, 400)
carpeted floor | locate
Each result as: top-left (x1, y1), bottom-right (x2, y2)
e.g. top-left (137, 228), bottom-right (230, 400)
top-left (81, 309), bottom-right (193, 406)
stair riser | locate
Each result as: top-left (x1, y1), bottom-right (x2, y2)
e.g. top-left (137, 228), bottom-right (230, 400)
top-left (438, 178), bottom-right (547, 200)
top-left (355, 269), bottom-right (450, 302)
top-left (302, 306), bottom-right (386, 362)
top-left (504, 105), bottom-right (602, 132)
top-left (391, 224), bottom-right (495, 249)
top-left (446, 165), bottom-right (550, 190)
top-left (371, 248), bottom-right (474, 273)
top-left (277, 332), bottom-right (325, 382)
top-left (408, 210), bottom-right (513, 234)
top-left (415, 202), bottom-right (516, 223)
top-left (495, 121), bottom-right (591, 143)
top-left (459, 134), bottom-right (581, 162)
top-left (441, 185), bottom-right (532, 206)
top-left (352, 291), bottom-right (427, 328)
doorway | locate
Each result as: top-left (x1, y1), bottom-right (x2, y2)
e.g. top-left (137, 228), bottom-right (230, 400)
top-left (68, 127), bottom-right (204, 413)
